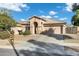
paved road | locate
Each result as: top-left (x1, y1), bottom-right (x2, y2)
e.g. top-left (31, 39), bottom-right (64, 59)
top-left (0, 48), bottom-right (16, 56)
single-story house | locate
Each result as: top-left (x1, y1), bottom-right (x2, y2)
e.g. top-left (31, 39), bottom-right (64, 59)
top-left (11, 16), bottom-right (66, 35)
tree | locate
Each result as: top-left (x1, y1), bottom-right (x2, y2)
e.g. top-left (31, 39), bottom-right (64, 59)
top-left (71, 3), bottom-right (79, 26)
top-left (72, 3), bottom-right (79, 12)
top-left (0, 9), bottom-right (16, 30)
top-left (71, 15), bottom-right (79, 26)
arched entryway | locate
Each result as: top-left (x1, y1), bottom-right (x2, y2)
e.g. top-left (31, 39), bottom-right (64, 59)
top-left (34, 22), bottom-right (38, 34)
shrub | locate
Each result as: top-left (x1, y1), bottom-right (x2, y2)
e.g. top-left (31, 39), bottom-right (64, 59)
top-left (10, 30), bottom-right (14, 35)
top-left (0, 31), bottom-right (10, 39)
top-left (18, 30), bottom-right (23, 35)
top-left (23, 30), bottom-right (31, 35)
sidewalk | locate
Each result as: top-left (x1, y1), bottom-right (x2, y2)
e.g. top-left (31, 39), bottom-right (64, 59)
top-left (0, 40), bottom-right (17, 56)
top-left (0, 40), bottom-right (13, 49)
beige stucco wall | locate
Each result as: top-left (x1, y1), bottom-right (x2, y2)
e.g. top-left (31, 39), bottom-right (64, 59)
top-left (43, 26), bottom-right (61, 34)
top-left (30, 17), bottom-right (45, 34)
top-left (63, 25), bottom-right (66, 34)
top-left (41, 24), bottom-right (67, 34)
top-left (29, 17), bottom-right (66, 34)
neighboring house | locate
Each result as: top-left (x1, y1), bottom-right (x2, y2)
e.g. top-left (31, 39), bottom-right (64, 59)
top-left (11, 16), bottom-right (66, 35)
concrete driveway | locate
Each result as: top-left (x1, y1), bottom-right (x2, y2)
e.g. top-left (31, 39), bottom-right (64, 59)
top-left (13, 35), bottom-right (79, 56)
top-left (0, 34), bottom-right (79, 56)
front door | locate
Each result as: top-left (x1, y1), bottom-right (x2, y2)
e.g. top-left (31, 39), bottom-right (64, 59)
top-left (34, 22), bottom-right (38, 34)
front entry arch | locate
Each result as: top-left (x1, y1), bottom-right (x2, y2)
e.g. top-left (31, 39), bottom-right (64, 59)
top-left (34, 22), bottom-right (38, 34)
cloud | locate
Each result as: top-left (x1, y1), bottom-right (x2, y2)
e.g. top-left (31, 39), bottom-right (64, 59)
top-left (20, 19), bottom-right (26, 21)
top-left (53, 15), bottom-right (58, 18)
top-left (0, 3), bottom-right (29, 12)
top-left (49, 11), bottom-right (57, 15)
top-left (65, 3), bottom-right (73, 12)
top-left (40, 15), bottom-right (52, 18)
top-left (59, 17), bottom-right (67, 20)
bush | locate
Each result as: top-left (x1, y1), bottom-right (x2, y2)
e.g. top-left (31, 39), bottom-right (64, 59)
top-left (10, 30), bottom-right (14, 35)
top-left (18, 30), bottom-right (23, 35)
top-left (0, 31), bottom-right (10, 39)
top-left (23, 30), bottom-right (31, 35)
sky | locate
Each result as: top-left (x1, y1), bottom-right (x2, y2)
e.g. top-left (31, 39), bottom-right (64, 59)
top-left (0, 3), bottom-right (75, 24)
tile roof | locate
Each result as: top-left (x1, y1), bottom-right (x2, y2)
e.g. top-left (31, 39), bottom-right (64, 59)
top-left (31, 16), bottom-right (66, 24)
top-left (18, 21), bottom-right (29, 24)
top-left (18, 16), bottom-right (66, 24)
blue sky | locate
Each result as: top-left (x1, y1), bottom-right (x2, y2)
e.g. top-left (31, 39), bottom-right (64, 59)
top-left (0, 3), bottom-right (75, 24)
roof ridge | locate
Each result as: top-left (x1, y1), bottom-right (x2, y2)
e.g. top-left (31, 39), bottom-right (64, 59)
top-left (38, 16), bottom-right (66, 23)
